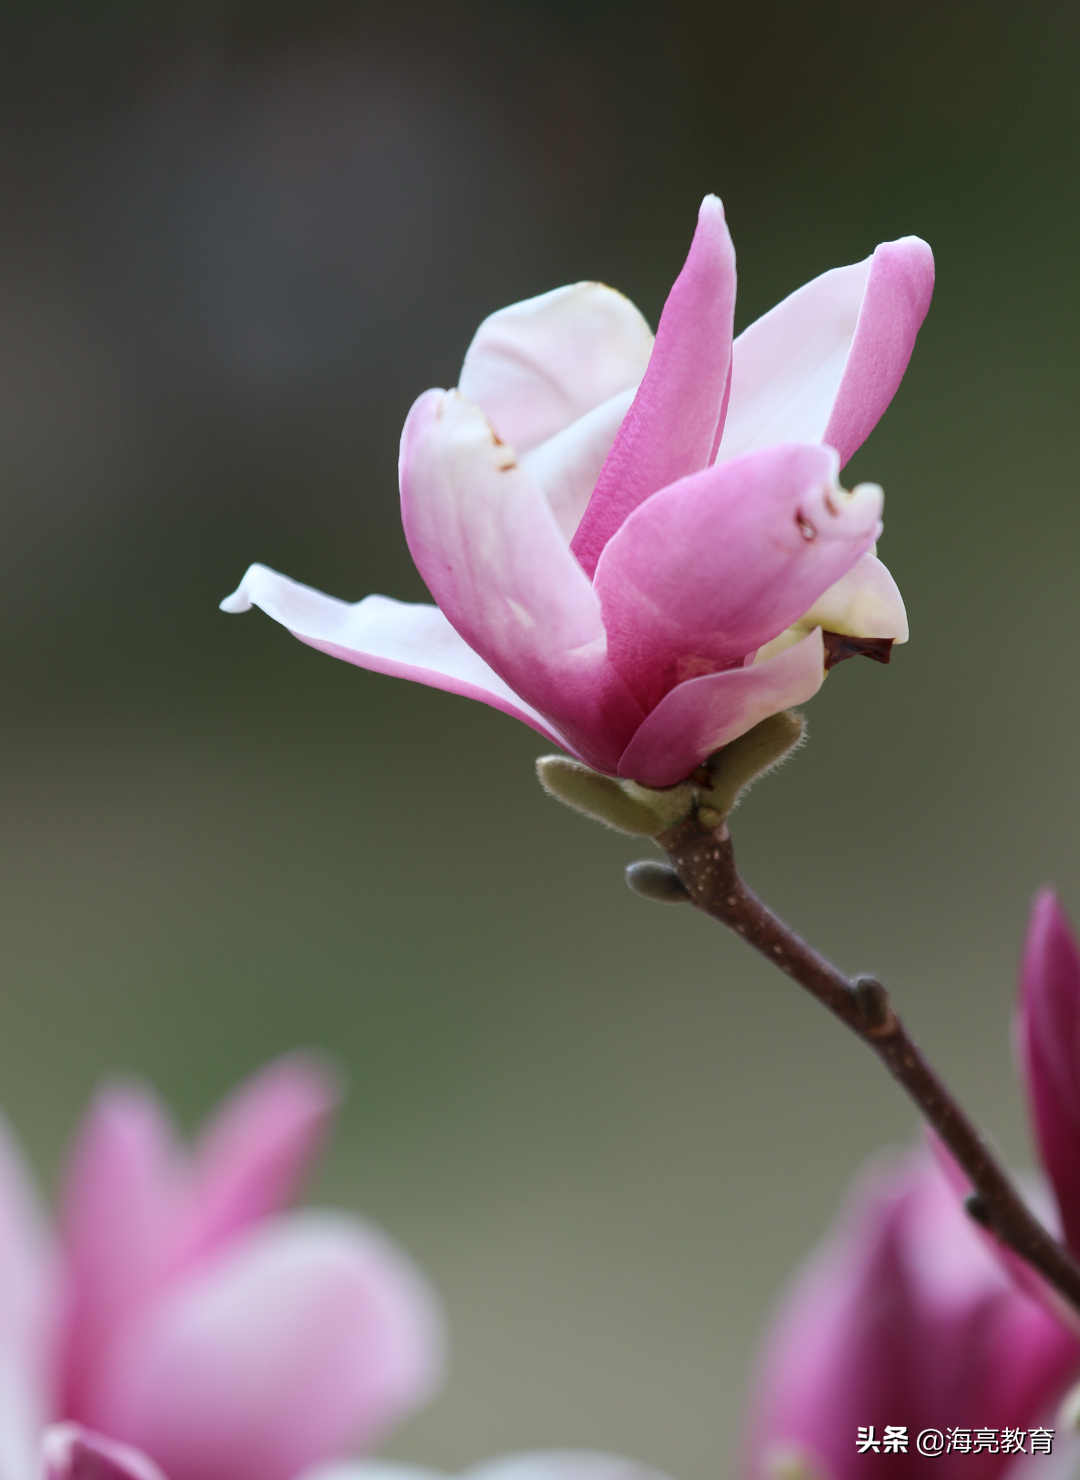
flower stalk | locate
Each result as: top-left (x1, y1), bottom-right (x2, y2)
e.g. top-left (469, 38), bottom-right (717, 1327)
top-left (653, 815), bottom-right (1080, 1316)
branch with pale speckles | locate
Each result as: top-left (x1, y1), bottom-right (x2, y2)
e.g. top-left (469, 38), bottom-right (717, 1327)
top-left (655, 816), bottom-right (1080, 1316)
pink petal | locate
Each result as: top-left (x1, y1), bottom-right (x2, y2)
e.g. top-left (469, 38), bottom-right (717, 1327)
top-left (823, 239), bottom-right (936, 465)
top-left (43, 1425), bottom-right (168, 1480)
top-left (595, 443), bottom-right (879, 712)
top-left (400, 390), bottom-right (644, 772)
top-left (521, 387), bottom-right (635, 543)
top-left (457, 282), bottom-right (653, 453)
top-left (59, 1084), bottom-right (180, 1422)
top-left (221, 565), bottom-right (574, 754)
top-left (616, 629), bottom-right (826, 787)
top-left (86, 1213), bottom-right (445, 1480)
top-left (1018, 890), bottom-right (1080, 1258)
top-left (720, 237), bottom-right (934, 467)
top-left (172, 1055), bottom-right (339, 1273)
top-left (0, 1112), bottom-right (59, 1480)
top-left (571, 195), bottom-right (738, 578)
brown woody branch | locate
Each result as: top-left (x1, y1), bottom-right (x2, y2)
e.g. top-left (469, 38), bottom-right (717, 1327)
top-left (656, 815), bottom-right (1080, 1315)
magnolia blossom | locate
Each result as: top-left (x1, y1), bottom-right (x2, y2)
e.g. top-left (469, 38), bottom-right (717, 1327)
top-left (1, 1056), bottom-right (443, 1480)
top-left (745, 890), bottom-right (1080, 1479)
top-left (1017, 890), bottom-right (1080, 1265)
top-left (743, 1150), bottom-right (1080, 1479)
top-left (223, 196), bottom-right (933, 787)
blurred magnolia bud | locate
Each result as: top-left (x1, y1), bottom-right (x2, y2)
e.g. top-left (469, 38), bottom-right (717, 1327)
top-left (625, 861), bottom-right (690, 904)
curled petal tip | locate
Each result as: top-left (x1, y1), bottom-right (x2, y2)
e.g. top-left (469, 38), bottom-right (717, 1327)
top-left (797, 475), bottom-right (881, 547)
top-left (220, 563), bottom-right (270, 614)
top-left (220, 588), bottom-right (253, 615)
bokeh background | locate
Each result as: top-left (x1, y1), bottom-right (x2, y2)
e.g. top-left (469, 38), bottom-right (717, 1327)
top-left (1, 1), bottom-right (1079, 1474)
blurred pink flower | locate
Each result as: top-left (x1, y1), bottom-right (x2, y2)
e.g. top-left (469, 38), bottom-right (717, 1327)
top-left (223, 196), bottom-right (933, 787)
top-left (0, 1056), bottom-right (444, 1480)
top-left (1018, 890), bottom-right (1080, 1266)
top-left (745, 890), bottom-right (1080, 1479)
top-left (743, 1150), bottom-right (1080, 1480)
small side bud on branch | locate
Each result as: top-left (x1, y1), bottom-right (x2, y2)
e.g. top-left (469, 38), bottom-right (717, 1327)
top-left (626, 861), bottom-right (691, 904)
top-left (965, 1192), bottom-right (993, 1229)
top-left (852, 974), bottom-right (894, 1033)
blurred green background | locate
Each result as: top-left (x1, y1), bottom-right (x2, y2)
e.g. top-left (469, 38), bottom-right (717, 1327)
top-left (1, 1), bottom-right (1079, 1474)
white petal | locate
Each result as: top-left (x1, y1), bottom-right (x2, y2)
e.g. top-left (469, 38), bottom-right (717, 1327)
top-left (0, 1114), bottom-right (59, 1480)
top-left (222, 564), bottom-right (571, 750)
top-left (719, 260), bottom-right (871, 462)
top-left (797, 552), bottom-right (908, 642)
top-left (719, 238), bottom-right (933, 467)
top-left (521, 387), bottom-right (635, 543)
top-left (458, 283), bottom-right (653, 452)
top-left (753, 553), bottom-right (908, 665)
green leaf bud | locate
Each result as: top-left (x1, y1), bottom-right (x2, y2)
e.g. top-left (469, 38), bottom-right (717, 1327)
top-left (625, 861), bottom-right (691, 904)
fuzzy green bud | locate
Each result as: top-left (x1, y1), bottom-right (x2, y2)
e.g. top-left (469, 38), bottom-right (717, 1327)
top-left (536, 710), bottom-right (806, 836)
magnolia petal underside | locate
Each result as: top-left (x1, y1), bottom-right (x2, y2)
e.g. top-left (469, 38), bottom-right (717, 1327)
top-left (1020, 891), bottom-right (1080, 1259)
top-left (222, 564), bottom-right (574, 753)
top-left (399, 389), bottom-right (643, 770)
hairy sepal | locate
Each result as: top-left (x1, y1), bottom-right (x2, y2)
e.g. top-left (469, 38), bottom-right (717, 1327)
top-left (536, 709), bottom-right (806, 836)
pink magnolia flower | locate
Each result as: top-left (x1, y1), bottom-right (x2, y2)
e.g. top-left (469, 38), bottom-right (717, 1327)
top-left (743, 1150), bottom-right (1080, 1479)
top-left (223, 196), bottom-right (934, 787)
top-left (1018, 890), bottom-right (1080, 1264)
top-left (0, 1056), bottom-right (443, 1480)
top-left (745, 890), bottom-right (1080, 1479)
